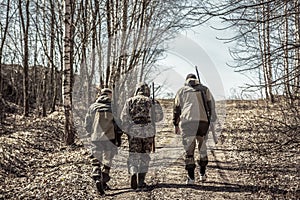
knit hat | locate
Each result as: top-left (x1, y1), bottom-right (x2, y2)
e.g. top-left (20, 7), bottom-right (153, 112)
top-left (101, 88), bottom-right (112, 95)
top-left (186, 73), bottom-right (197, 80)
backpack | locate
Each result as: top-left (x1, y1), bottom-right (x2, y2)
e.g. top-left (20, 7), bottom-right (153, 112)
top-left (84, 102), bottom-right (111, 133)
top-left (128, 95), bottom-right (152, 124)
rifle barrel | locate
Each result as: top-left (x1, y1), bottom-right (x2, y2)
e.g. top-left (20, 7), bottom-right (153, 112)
top-left (151, 82), bottom-right (156, 152)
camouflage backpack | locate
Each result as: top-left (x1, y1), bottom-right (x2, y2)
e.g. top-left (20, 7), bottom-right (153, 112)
top-left (128, 95), bottom-right (152, 124)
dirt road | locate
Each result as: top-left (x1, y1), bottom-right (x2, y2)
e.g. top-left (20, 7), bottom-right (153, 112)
top-left (101, 100), bottom-right (248, 199)
top-left (1, 100), bottom-right (298, 199)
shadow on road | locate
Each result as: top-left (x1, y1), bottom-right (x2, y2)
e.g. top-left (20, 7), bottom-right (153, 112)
top-left (106, 182), bottom-right (289, 197)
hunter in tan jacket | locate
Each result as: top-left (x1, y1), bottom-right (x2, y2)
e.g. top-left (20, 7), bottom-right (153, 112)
top-left (84, 88), bottom-right (121, 195)
top-left (173, 73), bottom-right (214, 185)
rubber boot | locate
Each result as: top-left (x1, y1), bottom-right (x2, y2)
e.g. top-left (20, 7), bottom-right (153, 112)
top-left (186, 168), bottom-right (195, 184)
top-left (130, 174), bottom-right (137, 190)
top-left (137, 173), bottom-right (147, 190)
top-left (94, 171), bottom-right (105, 195)
top-left (199, 166), bottom-right (207, 181)
top-left (187, 168), bottom-right (195, 180)
top-left (102, 165), bottom-right (111, 183)
top-left (95, 179), bottom-right (105, 196)
top-left (200, 166), bottom-right (206, 176)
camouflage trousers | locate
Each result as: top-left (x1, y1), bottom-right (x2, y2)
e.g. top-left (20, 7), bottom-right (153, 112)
top-left (90, 140), bottom-right (117, 181)
top-left (182, 135), bottom-right (208, 170)
top-left (127, 136), bottom-right (153, 175)
top-left (181, 121), bottom-right (209, 170)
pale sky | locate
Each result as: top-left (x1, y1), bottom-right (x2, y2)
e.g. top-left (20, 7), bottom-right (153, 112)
top-left (154, 22), bottom-right (249, 100)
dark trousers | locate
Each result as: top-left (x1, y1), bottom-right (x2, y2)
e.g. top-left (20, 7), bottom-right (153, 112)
top-left (180, 121), bottom-right (209, 170)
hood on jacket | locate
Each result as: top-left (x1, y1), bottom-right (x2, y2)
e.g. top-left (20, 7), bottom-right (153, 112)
top-left (96, 93), bottom-right (111, 104)
top-left (134, 82), bottom-right (150, 97)
top-left (101, 88), bottom-right (112, 95)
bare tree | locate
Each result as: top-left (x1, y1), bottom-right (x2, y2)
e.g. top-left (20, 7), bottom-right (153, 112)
top-left (49, 0), bottom-right (57, 113)
top-left (283, 0), bottom-right (292, 99)
top-left (1, 0), bottom-right (217, 142)
top-left (69, 0), bottom-right (212, 113)
top-left (0, 0), bottom-right (11, 119)
top-left (63, 0), bottom-right (75, 145)
top-left (0, 0), bottom-right (11, 96)
top-left (18, 0), bottom-right (30, 117)
top-left (204, 1), bottom-right (300, 102)
top-left (293, 0), bottom-right (300, 99)
top-left (262, 1), bottom-right (274, 102)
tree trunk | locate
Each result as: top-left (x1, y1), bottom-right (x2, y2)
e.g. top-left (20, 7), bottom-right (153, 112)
top-left (261, 2), bottom-right (269, 100)
top-left (42, 1), bottom-right (48, 117)
top-left (105, 0), bottom-right (112, 86)
top-left (0, 0), bottom-right (11, 122)
top-left (265, 3), bottom-right (274, 103)
top-left (294, 0), bottom-right (300, 97)
top-left (19, 0), bottom-right (30, 117)
top-left (88, 0), bottom-right (99, 104)
top-left (50, 0), bottom-right (57, 113)
top-left (42, 70), bottom-right (47, 117)
top-left (261, 2), bottom-right (274, 103)
top-left (33, 0), bottom-right (39, 116)
top-left (283, 1), bottom-right (292, 99)
top-left (64, 0), bottom-right (75, 145)
top-left (79, 0), bottom-right (88, 104)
